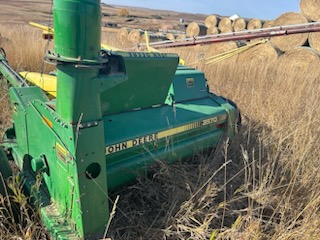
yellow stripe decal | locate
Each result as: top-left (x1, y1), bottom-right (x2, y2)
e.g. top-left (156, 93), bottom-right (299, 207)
top-left (42, 116), bottom-right (53, 128)
top-left (105, 116), bottom-right (226, 155)
top-left (56, 142), bottom-right (67, 163)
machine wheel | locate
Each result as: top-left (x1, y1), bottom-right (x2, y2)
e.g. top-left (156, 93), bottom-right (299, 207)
top-left (0, 147), bottom-right (12, 196)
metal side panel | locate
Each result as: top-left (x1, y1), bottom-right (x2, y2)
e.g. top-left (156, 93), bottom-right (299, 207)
top-left (103, 96), bottom-right (237, 189)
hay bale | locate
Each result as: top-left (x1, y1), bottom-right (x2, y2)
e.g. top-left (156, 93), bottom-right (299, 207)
top-left (186, 22), bottom-right (207, 37)
top-left (300, 0), bottom-right (320, 21)
top-left (238, 42), bottom-right (279, 65)
top-left (205, 15), bottom-right (220, 28)
top-left (207, 41), bottom-right (238, 55)
top-left (270, 12), bottom-right (308, 52)
top-left (176, 34), bottom-right (186, 41)
top-left (220, 27), bottom-right (233, 33)
top-left (128, 29), bottom-right (141, 44)
top-left (117, 27), bottom-right (129, 42)
top-left (308, 30), bottom-right (320, 54)
top-left (233, 18), bottom-right (247, 32)
top-left (218, 17), bottom-right (232, 33)
top-left (206, 27), bottom-right (220, 35)
top-left (263, 20), bottom-right (274, 28)
top-left (166, 33), bottom-right (175, 41)
top-left (247, 18), bottom-right (262, 30)
top-left (236, 43), bottom-right (279, 88)
top-left (274, 47), bottom-right (320, 79)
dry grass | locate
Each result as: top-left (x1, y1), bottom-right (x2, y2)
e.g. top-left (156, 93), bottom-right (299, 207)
top-left (1, 23), bottom-right (320, 240)
top-left (0, 175), bottom-right (47, 240)
top-left (0, 24), bottom-right (54, 72)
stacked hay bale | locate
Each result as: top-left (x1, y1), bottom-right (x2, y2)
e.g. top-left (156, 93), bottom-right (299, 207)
top-left (128, 29), bottom-right (141, 45)
top-left (166, 33), bottom-right (175, 41)
top-left (308, 31), bottom-right (320, 53)
top-left (274, 47), bottom-right (320, 79)
top-left (205, 15), bottom-right (220, 35)
top-left (246, 18), bottom-right (264, 42)
top-left (206, 27), bottom-right (220, 35)
top-left (263, 20), bottom-right (274, 28)
top-left (207, 41), bottom-right (239, 55)
top-left (204, 41), bottom-right (240, 66)
top-left (117, 27), bottom-right (129, 43)
top-left (172, 0), bottom-right (320, 128)
top-left (236, 1), bottom-right (320, 109)
top-left (176, 34), bottom-right (187, 41)
top-left (270, 12), bottom-right (308, 52)
top-left (204, 0), bottom-right (320, 94)
top-left (264, 0), bottom-right (320, 92)
top-left (186, 15), bottom-right (267, 37)
top-left (205, 15), bottom-right (220, 29)
top-left (237, 42), bottom-right (279, 66)
top-left (186, 22), bottom-right (207, 37)
top-left (247, 18), bottom-right (263, 30)
top-left (218, 17), bottom-right (233, 33)
top-left (300, 0), bottom-right (320, 21)
top-left (301, 0), bottom-right (320, 53)
top-left (233, 18), bottom-right (247, 32)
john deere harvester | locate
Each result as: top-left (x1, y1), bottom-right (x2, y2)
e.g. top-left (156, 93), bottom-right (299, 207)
top-left (0, 0), bottom-right (239, 239)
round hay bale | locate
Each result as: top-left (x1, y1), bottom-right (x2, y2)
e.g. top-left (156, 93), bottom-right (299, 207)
top-left (247, 18), bottom-right (262, 30)
top-left (270, 12), bottom-right (308, 52)
top-left (308, 30), bottom-right (320, 54)
top-left (220, 27), bottom-right (233, 33)
top-left (238, 42), bottom-right (279, 65)
top-left (205, 15), bottom-right (220, 28)
top-left (166, 33), bottom-right (175, 41)
top-left (233, 18), bottom-right (247, 32)
top-left (207, 41), bottom-right (238, 55)
top-left (128, 29), bottom-right (141, 44)
top-left (206, 27), bottom-right (220, 35)
top-left (186, 22), bottom-right (207, 37)
top-left (176, 34), bottom-right (186, 41)
top-left (263, 20), bottom-right (274, 28)
top-left (300, 0), bottom-right (320, 21)
top-left (275, 47), bottom-right (320, 79)
top-left (218, 17), bottom-right (232, 33)
top-left (117, 27), bottom-right (129, 42)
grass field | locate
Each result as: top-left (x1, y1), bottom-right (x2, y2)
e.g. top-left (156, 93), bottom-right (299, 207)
top-left (1, 22), bottom-right (320, 239)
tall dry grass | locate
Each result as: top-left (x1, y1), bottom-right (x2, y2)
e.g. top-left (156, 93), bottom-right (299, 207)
top-left (0, 24), bottom-right (54, 72)
top-left (1, 24), bottom-right (320, 239)
top-left (157, 43), bottom-right (320, 239)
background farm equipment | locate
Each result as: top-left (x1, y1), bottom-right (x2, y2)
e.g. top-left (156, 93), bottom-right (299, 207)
top-left (0, 0), bottom-right (239, 239)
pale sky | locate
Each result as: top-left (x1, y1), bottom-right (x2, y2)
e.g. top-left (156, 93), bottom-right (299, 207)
top-left (102, 0), bottom-right (301, 20)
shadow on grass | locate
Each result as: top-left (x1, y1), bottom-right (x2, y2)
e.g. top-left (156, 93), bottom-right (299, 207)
top-left (107, 116), bottom-right (287, 239)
